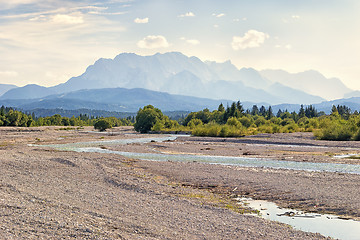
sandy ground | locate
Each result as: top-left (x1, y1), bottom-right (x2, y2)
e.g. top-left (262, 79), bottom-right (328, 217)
top-left (2, 126), bottom-right (356, 239)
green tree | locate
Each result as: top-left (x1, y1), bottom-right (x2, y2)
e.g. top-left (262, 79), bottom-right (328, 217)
top-left (236, 101), bottom-right (244, 115)
top-left (305, 105), bottom-right (318, 118)
top-left (50, 114), bottom-right (62, 125)
top-left (134, 105), bottom-right (164, 133)
top-left (266, 106), bottom-right (274, 120)
top-left (94, 119), bottom-right (112, 132)
top-left (0, 105), bottom-right (5, 116)
top-left (61, 117), bottom-right (70, 126)
top-left (229, 102), bottom-right (237, 117)
top-left (183, 112), bottom-right (197, 126)
top-left (5, 110), bottom-right (21, 126)
top-left (259, 106), bottom-right (266, 116)
top-left (196, 108), bottom-right (211, 124)
top-left (251, 105), bottom-right (259, 116)
top-left (218, 103), bottom-right (225, 112)
top-left (298, 105), bottom-right (305, 118)
top-left (331, 105), bottom-right (338, 115)
top-left (18, 113), bottom-right (28, 127)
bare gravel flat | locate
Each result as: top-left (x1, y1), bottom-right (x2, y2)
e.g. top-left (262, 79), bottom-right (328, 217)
top-left (0, 126), bottom-right (351, 239)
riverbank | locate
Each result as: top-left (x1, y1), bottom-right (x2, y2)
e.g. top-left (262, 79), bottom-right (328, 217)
top-left (1, 126), bottom-right (356, 238)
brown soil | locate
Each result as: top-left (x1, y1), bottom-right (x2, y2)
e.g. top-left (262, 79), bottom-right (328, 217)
top-left (1, 126), bottom-right (352, 239)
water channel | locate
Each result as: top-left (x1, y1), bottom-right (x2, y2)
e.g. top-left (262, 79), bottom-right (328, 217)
top-left (35, 135), bottom-right (360, 175)
top-left (32, 135), bottom-right (360, 239)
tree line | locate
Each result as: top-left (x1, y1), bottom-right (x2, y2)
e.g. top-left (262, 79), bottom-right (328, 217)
top-left (133, 103), bottom-right (360, 141)
top-left (0, 106), bottom-right (133, 129)
top-left (2, 103), bottom-right (360, 141)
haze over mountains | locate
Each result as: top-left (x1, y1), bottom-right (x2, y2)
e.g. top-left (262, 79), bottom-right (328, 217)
top-left (0, 52), bottom-right (358, 113)
top-left (260, 70), bottom-right (352, 100)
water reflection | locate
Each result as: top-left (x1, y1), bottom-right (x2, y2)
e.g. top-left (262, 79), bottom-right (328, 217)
top-left (239, 198), bottom-right (360, 240)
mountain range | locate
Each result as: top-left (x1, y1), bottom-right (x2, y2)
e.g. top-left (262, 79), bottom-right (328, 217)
top-left (0, 52), bottom-right (358, 114)
top-left (48, 52), bottom-right (326, 104)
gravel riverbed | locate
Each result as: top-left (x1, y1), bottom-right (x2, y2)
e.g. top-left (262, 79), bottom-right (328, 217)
top-left (2, 126), bottom-right (356, 239)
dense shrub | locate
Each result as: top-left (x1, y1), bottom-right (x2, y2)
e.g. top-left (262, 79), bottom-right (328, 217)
top-left (239, 116), bottom-right (253, 128)
top-left (254, 117), bottom-right (266, 127)
top-left (187, 119), bottom-right (203, 129)
top-left (314, 119), bottom-right (357, 141)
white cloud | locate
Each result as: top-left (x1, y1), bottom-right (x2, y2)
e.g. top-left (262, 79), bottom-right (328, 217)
top-left (51, 14), bottom-right (84, 24)
top-left (0, 4), bottom-right (124, 19)
top-left (292, 15), bottom-right (300, 19)
top-left (0, 71), bottom-right (18, 77)
top-left (74, 6), bottom-right (109, 11)
top-left (186, 39), bottom-right (200, 45)
top-left (137, 35), bottom-right (169, 49)
top-left (178, 12), bottom-right (195, 17)
top-left (232, 30), bottom-right (269, 50)
top-left (29, 15), bottom-right (46, 21)
top-left (214, 13), bottom-right (225, 18)
top-left (88, 11), bottom-right (127, 15)
top-left (275, 44), bottom-right (292, 50)
top-left (180, 37), bottom-right (200, 45)
top-left (134, 17), bottom-right (149, 23)
top-left (233, 18), bottom-right (247, 22)
top-left (213, 24), bottom-right (219, 28)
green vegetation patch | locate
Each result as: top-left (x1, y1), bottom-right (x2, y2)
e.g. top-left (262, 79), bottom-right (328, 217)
top-left (131, 102), bottom-right (360, 141)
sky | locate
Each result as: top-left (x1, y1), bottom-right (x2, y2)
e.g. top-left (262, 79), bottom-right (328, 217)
top-left (0, 0), bottom-right (359, 90)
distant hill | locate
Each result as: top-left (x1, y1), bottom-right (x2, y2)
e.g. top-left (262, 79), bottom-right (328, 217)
top-left (260, 69), bottom-right (351, 100)
top-left (271, 97), bottom-right (360, 114)
top-left (0, 87), bottom-right (241, 112)
top-left (344, 91), bottom-right (360, 99)
top-left (0, 84), bottom-right (17, 97)
top-left (1, 84), bottom-right (56, 100)
top-left (314, 97), bottom-right (360, 113)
